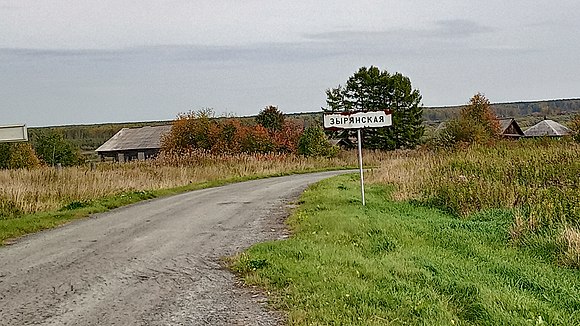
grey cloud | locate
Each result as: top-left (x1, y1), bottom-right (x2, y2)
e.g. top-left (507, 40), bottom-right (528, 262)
top-left (0, 5), bottom-right (19, 10)
top-left (0, 42), bottom-right (347, 66)
top-left (304, 19), bottom-right (493, 44)
top-left (432, 19), bottom-right (494, 38)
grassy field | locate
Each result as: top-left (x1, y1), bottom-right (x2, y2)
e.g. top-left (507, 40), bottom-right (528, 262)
top-left (233, 140), bottom-right (580, 325)
top-left (0, 151), bottom-right (389, 244)
top-left (233, 174), bottom-right (580, 325)
top-left (368, 139), bottom-right (580, 269)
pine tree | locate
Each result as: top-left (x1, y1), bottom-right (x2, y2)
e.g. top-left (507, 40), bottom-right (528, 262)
top-left (324, 66), bottom-right (424, 150)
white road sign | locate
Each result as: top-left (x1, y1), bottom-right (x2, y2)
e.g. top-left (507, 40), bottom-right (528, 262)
top-left (323, 110), bottom-right (393, 206)
top-left (0, 125), bottom-right (28, 142)
top-left (323, 111), bottom-right (392, 129)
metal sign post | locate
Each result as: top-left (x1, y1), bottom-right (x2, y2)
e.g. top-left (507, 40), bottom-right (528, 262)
top-left (324, 110), bottom-right (392, 206)
top-left (356, 128), bottom-right (365, 205)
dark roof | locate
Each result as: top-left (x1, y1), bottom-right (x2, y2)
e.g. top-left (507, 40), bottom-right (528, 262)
top-left (497, 118), bottom-right (524, 137)
top-left (524, 120), bottom-right (572, 137)
top-left (95, 125), bottom-right (172, 152)
top-left (498, 119), bottom-right (513, 133)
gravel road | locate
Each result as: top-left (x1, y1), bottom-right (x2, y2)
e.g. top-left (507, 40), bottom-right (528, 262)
top-left (0, 171), bottom-right (347, 326)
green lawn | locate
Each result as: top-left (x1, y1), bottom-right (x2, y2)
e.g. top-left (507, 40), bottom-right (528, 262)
top-left (233, 174), bottom-right (580, 325)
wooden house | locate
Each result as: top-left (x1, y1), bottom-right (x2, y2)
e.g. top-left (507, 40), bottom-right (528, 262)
top-left (497, 118), bottom-right (525, 138)
top-left (96, 125), bottom-right (172, 162)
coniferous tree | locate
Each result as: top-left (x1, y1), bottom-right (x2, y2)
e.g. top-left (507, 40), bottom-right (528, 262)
top-left (255, 105), bottom-right (285, 132)
top-left (324, 66), bottom-right (424, 150)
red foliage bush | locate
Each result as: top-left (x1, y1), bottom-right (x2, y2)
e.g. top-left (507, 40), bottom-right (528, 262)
top-left (162, 109), bottom-right (304, 155)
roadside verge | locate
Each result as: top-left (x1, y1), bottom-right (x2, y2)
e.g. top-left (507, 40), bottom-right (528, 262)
top-left (231, 174), bottom-right (580, 325)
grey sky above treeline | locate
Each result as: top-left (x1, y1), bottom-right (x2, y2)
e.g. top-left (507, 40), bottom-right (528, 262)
top-left (1, 0), bottom-right (579, 126)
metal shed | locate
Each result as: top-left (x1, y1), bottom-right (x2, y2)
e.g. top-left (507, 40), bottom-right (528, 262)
top-left (95, 125), bottom-right (172, 162)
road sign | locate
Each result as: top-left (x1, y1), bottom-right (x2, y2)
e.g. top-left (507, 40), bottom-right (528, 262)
top-left (323, 110), bottom-right (392, 206)
top-left (324, 110), bottom-right (392, 129)
top-left (0, 125), bottom-right (28, 142)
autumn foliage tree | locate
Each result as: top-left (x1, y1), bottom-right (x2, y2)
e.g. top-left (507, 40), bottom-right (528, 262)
top-left (439, 93), bottom-right (501, 145)
top-left (161, 108), bottom-right (303, 155)
top-left (0, 142), bottom-right (41, 169)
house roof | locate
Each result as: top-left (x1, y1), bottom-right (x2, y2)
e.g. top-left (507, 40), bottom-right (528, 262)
top-left (497, 118), bottom-right (524, 137)
top-left (524, 120), bottom-right (572, 137)
top-left (95, 125), bottom-right (172, 152)
top-left (498, 118), bottom-right (513, 133)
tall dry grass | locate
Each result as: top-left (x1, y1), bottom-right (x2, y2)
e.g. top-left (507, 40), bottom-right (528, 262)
top-left (369, 140), bottom-right (579, 220)
top-left (0, 150), bottom-right (388, 218)
top-left (560, 227), bottom-right (580, 268)
top-left (367, 139), bottom-right (580, 267)
top-left (366, 149), bottom-right (440, 201)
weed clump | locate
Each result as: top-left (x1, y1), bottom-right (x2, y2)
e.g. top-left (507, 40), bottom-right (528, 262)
top-left (560, 227), bottom-right (580, 268)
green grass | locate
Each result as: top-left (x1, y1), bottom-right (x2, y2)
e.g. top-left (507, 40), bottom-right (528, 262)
top-left (232, 174), bottom-right (580, 325)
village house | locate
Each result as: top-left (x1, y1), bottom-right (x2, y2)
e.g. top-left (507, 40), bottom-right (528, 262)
top-left (524, 119), bottom-right (573, 137)
top-left (95, 125), bottom-right (172, 162)
top-left (497, 118), bottom-right (525, 138)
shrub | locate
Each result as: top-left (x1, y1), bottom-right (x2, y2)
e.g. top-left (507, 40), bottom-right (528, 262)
top-left (162, 109), bottom-right (303, 155)
top-left (298, 126), bottom-right (339, 157)
top-left (0, 142), bottom-right (40, 169)
top-left (570, 114), bottom-right (580, 143)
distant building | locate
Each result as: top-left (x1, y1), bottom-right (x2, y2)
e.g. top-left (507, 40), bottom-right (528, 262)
top-left (96, 125), bottom-right (172, 162)
top-left (524, 119), bottom-right (573, 137)
top-left (434, 119), bottom-right (525, 138)
top-left (497, 118), bottom-right (525, 138)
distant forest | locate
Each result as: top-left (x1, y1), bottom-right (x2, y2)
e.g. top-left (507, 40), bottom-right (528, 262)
top-left (423, 98), bottom-right (580, 123)
top-left (29, 99), bottom-right (580, 151)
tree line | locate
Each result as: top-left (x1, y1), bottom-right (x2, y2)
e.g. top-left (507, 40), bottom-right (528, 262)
top-left (3, 65), bottom-right (578, 170)
top-left (423, 99), bottom-right (580, 122)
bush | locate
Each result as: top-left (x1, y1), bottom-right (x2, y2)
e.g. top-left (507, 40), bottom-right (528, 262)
top-left (436, 93), bottom-right (500, 146)
top-left (162, 109), bottom-right (303, 155)
top-left (298, 126), bottom-right (339, 157)
top-left (31, 131), bottom-right (84, 166)
top-left (0, 142), bottom-right (40, 169)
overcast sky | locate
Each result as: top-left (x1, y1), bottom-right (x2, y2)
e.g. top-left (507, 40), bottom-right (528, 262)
top-left (1, 1), bottom-right (579, 126)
